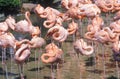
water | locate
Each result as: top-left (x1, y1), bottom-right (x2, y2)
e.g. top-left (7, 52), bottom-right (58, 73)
top-left (0, 38), bottom-right (119, 79)
top-left (0, 13), bottom-right (120, 79)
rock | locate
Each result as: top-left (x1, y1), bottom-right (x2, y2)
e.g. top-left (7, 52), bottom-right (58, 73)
top-left (21, 3), bottom-right (37, 13)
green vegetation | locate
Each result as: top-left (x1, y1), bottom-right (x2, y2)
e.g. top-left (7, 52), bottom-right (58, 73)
top-left (0, 0), bottom-right (61, 16)
top-left (0, 0), bottom-right (21, 16)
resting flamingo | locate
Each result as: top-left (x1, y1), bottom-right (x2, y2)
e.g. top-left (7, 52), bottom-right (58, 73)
top-left (14, 43), bottom-right (31, 79)
top-left (85, 16), bottom-right (103, 40)
top-left (0, 16), bottom-right (15, 35)
top-left (78, 4), bottom-right (101, 18)
top-left (0, 32), bottom-right (16, 48)
top-left (112, 40), bottom-right (120, 53)
top-left (94, 0), bottom-right (114, 12)
top-left (73, 39), bottom-right (94, 55)
top-left (110, 19), bottom-right (120, 34)
top-left (29, 27), bottom-right (45, 48)
top-left (14, 44), bottom-right (31, 65)
top-left (113, 11), bottom-right (120, 21)
top-left (34, 4), bottom-right (45, 17)
top-left (41, 43), bottom-right (63, 63)
top-left (67, 20), bottom-right (78, 35)
top-left (94, 27), bottom-right (118, 44)
top-left (46, 25), bottom-right (68, 42)
top-left (61, 0), bottom-right (79, 9)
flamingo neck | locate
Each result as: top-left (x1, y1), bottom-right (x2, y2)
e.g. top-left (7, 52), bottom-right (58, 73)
top-left (25, 11), bottom-right (32, 26)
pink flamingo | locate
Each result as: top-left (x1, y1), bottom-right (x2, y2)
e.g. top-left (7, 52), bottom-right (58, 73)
top-left (0, 32), bottom-right (16, 48)
top-left (67, 20), bottom-right (78, 35)
top-left (29, 36), bottom-right (45, 48)
top-left (73, 38), bottom-right (94, 55)
top-left (14, 43), bottom-right (31, 79)
top-left (94, 0), bottom-right (114, 12)
top-left (0, 32), bottom-right (16, 79)
top-left (14, 11), bottom-right (36, 35)
top-left (41, 43), bottom-right (63, 63)
top-left (85, 16), bottom-right (103, 40)
top-left (110, 19), bottom-right (120, 34)
top-left (78, 4), bottom-right (101, 18)
top-left (61, 0), bottom-right (79, 9)
top-left (34, 4), bottom-right (45, 17)
top-left (0, 16), bottom-right (15, 35)
top-left (46, 25), bottom-right (68, 42)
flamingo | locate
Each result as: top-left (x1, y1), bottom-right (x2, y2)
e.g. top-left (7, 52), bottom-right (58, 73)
top-left (113, 11), bottom-right (120, 21)
top-left (112, 40), bottom-right (120, 53)
top-left (113, 0), bottom-right (120, 12)
top-left (110, 19), bottom-right (120, 34)
top-left (41, 43), bottom-right (63, 63)
top-left (15, 11), bottom-right (35, 34)
top-left (0, 16), bottom-right (15, 35)
top-left (94, 27), bottom-right (118, 44)
top-left (85, 16), bottom-right (103, 40)
top-left (67, 20), bottom-right (78, 35)
top-left (42, 7), bottom-right (62, 28)
top-left (14, 44), bottom-right (31, 65)
top-left (14, 43), bottom-right (31, 79)
top-left (28, 35), bottom-right (45, 49)
top-left (46, 25), bottom-right (68, 42)
top-left (78, 4), bottom-right (101, 18)
top-left (0, 32), bottom-right (16, 79)
top-left (43, 9), bottom-right (56, 28)
top-left (94, 0), bottom-right (114, 12)
top-left (61, 0), bottom-right (79, 9)
top-left (34, 4), bottom-right (45, 17)
top-left (0, 32), bottom-right (16, 48)
top-left (65, 6), bottom-right (82, 19)
top-left (73, 39), bottom-right (94, 56)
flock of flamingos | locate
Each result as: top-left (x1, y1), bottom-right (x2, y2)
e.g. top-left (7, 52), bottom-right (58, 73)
top-left (0, 0), bottom-right (120, 79)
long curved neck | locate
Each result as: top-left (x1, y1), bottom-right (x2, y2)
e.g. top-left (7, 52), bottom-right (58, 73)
top-left (25, 11), bottom-right (32, 26)
top-left (15, 44), bottom-right (28, 57)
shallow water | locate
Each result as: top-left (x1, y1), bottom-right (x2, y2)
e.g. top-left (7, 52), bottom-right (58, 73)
top-left (0, 41), bottom-right (119, 79)
top-left (0, 13), bottom-right (120, 79)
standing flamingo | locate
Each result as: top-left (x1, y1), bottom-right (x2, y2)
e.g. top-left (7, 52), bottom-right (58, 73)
top-left (14, 43), bottom-right (31, 79)
top-left (14, 11), bottom-right (35, 35)
top-left (46, 25), bottom-right (68, 42)
top-left (41, 43), bottom-right (63, 79)
top-left (0, 32), bottom-right (16, 79)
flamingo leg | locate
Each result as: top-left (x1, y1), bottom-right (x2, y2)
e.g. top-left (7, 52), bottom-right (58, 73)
top-left (78, 53), bottom-right (82, 79)
top-left (116, 61), bottom-right (120, 79)
top-left (18, 64), bottom-right (24, 79)
top-left (72, 32), bottom-right (76, 42)
top-left (10, 47), bottom-right (14, 79)
top-left (35, 48), bottom-right (41, 79)
top-left (91, 40), bottom-right (95, 79)
top-left (56, 63), bottom-right (61, 79)
top-left (78, 19), bottom-right (83, 37)
top-left (92, 40), bottom-right (98, 79)
top-left (101, 44), bottom-right (106, 79)
top-left (51, 64), bottom-right (55, 79)
top-left (2, 47), bottom-right (9, 79)
top-left (34, 48), bottom-right (37, 79)
top-left (105, 12), bottom-right (111, 26)
top-left (37, 46), bottom-right (43, 78)
top-left (94, 41), bottom-right (99, 77)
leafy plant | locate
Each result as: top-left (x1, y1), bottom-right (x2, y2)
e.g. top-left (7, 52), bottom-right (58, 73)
top-left (0, 0), bottom-right (21, 16)
top-left (27, 0), bottom-right (61, 9)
